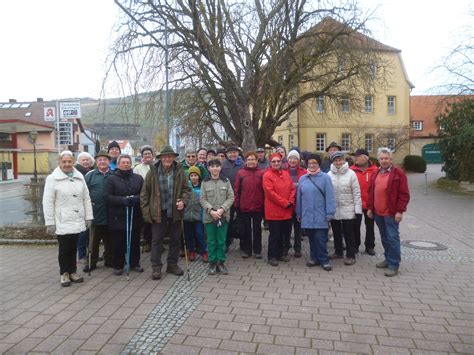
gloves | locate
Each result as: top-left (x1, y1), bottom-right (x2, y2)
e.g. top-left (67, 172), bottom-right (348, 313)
top-left (86, 220), bottom-right (92, 229)
top-left (130, 195), bottom-right (140, 206)
top-left (46, 225), bottom-right (56, 235)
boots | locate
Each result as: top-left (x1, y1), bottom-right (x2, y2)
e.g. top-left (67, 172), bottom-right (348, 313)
top-left (166, 264), bottom-right (184, 276)
top-left (152, 269), bottom-right (162, 280)
top-left (217, 262), bottom-right (228, 275)
top-left (60, 273), bottom-right (71, 287)
top-left (69, 273), bottom-right (84, 283)
top-left (208, 263), bottom-right (217, 275)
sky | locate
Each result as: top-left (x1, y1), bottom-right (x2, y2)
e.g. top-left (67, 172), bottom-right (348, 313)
top-left (0, 0), bottom-right (471, 102)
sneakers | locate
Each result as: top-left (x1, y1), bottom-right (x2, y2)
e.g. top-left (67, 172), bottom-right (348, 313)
top-left (113, 268), bottom-right (124, 276)
top-left (322, 264), bottom-right (332, 271)
top-left (131, 266), bottom-right (144, 273)
top-left (241, 252), bottom-right (250, 259)
top-left (365, 248), bottom-right (376, 256)
top-left (201, 252), bottom-right (209, 263)
top-left (60, 273), bottom-right (71, 287)
top-left (278, 255), bottom-right (290, 262)
top-left (69, 273), bottom-right (84, 283)
top-left (83, 264), bottom-right (96, 273)
top-left (152, 270), bottom-right (162, 280)
top-left (268, 259), bottom-right (279, 266)
top-left (329, 253), bottom-right (343, 260)
top-left (217, 262), bottom-right (228, 275)
top-left (166, 264), bottom-right (184, 276)
top-left (255, 254), bottom-right (262, 259)
top-left (189, 251), bottom-right (196, 262)
top-left (344, 258), bottom-right (356, 266)
top-left (376, 260), bottom-right (389, 269)
top-left (294, 251), bottom-right (302, 258)
top-left (306, 260), bottom-right (320, 267)
top-left (208, 263), bottom-right (217, 275)
top-left (384, 268), bottom-right (398, 277)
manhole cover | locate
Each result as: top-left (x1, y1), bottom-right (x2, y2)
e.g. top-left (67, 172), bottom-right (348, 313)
top-left (402, 240), bottom-right (448, 251)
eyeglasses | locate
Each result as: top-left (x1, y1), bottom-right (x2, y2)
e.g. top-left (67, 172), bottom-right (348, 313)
top-left (271, 160), bottom-right (281, 163)
top-left (186, 155), bottom-right (196, 158)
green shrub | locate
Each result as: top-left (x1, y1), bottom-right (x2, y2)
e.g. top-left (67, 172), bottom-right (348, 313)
top-left (369, 156), bottom-right (380, 167)
top-left (403, 155), bottom-right (427, 173)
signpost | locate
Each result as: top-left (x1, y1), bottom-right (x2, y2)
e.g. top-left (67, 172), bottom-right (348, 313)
top-left (59, 101), bottom-right (81, 119)
top-left (58, 122), bottom-right (73, 145)
top-left (55, 100), bottom-right (81, 154)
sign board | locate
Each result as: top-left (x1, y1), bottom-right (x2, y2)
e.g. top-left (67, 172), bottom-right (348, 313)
top-left (59, 101), bottom-right (81, 119)
top-left (422, 143), bottom-right (443, 164)
top-left (58, 122), bottom-right (73, 145)
top-left (44, 107), bottom-right (56, 122)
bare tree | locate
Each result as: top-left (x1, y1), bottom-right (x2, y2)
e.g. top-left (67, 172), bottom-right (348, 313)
top-left (108, 0), bottom-right (384, 150)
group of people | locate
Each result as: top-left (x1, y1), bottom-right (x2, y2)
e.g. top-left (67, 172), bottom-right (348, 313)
top-left (43, 140), bottom-right (410, 287)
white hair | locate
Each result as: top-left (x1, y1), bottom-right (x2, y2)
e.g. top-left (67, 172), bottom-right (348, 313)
top-left (377, 147), bottom-right (393, 159)
top-left (58, 150), bottom-right (74, 162)
top-left (77, 152), bottom-right (95, 165)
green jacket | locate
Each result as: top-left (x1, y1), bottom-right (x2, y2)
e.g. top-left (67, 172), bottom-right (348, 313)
top-left (182, 160), bottom-right (209, 180)
top-left (200, 176), bottom-right (234, 224)
top-left (85, 168), bottom-right (113, 225)
top-left (140, 160), bottom-right (191, 223)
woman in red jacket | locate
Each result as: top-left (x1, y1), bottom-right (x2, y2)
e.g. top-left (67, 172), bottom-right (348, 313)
top-left (234, 152), bottom-right (265, 259)
top-left (263, 153), bottom-right (296, 266)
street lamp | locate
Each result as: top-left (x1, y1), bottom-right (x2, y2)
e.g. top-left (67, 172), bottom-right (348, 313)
top-left (29, 130), bottom-right (38, 181)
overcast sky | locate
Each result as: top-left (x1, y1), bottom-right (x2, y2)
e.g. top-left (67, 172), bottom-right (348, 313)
top-left (0, 0), bottom-right (471, 102)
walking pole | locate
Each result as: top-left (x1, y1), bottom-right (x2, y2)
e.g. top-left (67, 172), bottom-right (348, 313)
top-left (127, 207), bottom-right (134, 281)
top-left (181, 219), bottom-right (191, 281)
top-left (87, 228), bottom-right (92, 277)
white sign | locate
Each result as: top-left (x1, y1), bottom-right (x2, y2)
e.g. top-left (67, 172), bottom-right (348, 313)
top-left (58, 122), bottom-right (73, 145)
top-left (59, 101), bottom-right (81, 119)
top-left (44, 107), bottom-right (56, 121)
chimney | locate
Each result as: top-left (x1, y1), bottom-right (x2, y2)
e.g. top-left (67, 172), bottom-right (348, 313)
top-left (9, 99), bottom-right (17, 103)
top-left (37, 97), bottom-right (44, 102)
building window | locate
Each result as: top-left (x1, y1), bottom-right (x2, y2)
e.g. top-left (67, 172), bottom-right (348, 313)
top-left (341, 96), bottom-right (350, 112)
top-left (341, 133), bottom-right (351, 152)
top-left (278, 135), bottom-right (283, 146)
top-left (316, 96), bottom-right (324, 113)
top-left (365, 134), bottom-right (373, 152)
top-left (387, 134), bottom-right (396, 151)
top-left (289, 134), bottom-right (294, 148)
top-left (412, 121), bottom-right (423, 131)
top-left (369, 61), bottom-right (377, 78)
top-left (387, 96), bottom-right (396, 114)
top-left (316, 133), bottom-right (326, 152)
top-left (365, 95), bottom-right (373, 113)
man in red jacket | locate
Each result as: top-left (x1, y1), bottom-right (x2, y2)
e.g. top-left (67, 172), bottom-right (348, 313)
top-left (350, 149), bottom-right (378, 256)
top-left (367, 148), bottom-right (410, 277)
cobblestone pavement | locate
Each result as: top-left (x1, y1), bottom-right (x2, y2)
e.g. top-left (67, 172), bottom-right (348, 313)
top-left (0, 165), bottom-right (473, 354)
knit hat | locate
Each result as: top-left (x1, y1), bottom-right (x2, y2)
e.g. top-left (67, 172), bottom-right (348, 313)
top-left (287, 150), bottom-right (300, 160)
top-left (108, 140), bottom-right (121, 152)
top-left (329, 151), bottom-right (345, 162)
top-left (325, 141), bottom-right (342, 152)
top-left (157, 145), bottom-right (179, 158)
top-left (188, 166), bottom-right (201, 177)
top-left (95, 150), bottom-right (111, 160)
top-left (140, 145), bottom-right (154, 155)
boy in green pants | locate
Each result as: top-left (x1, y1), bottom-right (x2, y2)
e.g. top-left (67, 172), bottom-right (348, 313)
top-left (200, 158), bottom-right (234, 275)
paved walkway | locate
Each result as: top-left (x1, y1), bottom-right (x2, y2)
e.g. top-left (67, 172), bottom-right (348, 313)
top-left (0, 165), bottom-right (473, 354)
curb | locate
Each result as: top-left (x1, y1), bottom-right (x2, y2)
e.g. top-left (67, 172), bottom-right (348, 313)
top-left (0, 239), bottom-right (57, 245)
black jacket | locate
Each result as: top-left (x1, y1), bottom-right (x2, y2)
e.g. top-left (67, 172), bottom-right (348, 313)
top-left (106, 169), bottom-right (144, 231)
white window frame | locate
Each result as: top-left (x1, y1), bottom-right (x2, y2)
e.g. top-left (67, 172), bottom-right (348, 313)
top-left (387, 134), bottom-right (396, 151)
top-left (365, 134), bottom-right (373, 152)
top-left (387, 96), bottom-right (396, 114)
top-left (412, 121), bottom-right (423, 131)
top-left (278, 135), bottom-right (283, 146)
top-left (316, 96), bottom-right (324, 113)
top-left (370, 61), bottom-right (377, 78)
top-left (341, 96), bottom-right (350, 112)
top-left (315, 133), bottom-right (326, 152)
top-left (341, 133), bottom-right (351, 152)
top-left (289, 134), bottom-right (294, 148)
top-left (365, 95), bottom-right (373, 113)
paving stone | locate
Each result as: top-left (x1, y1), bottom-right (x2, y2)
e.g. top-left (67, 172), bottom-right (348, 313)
top-left (183, 335), bottom-right (221, 349)
top-left (4, 337), bottom-right (43, 353)
top-left (257, 343), bottom-right (295, 354)
top-left (231, 330), bottom-right (254, 342)
top-left (275, 335), bottom-right (311, 348)
top-left (219, 339), bottom-right (257, 352)
top-left (216, 320), bottom-right (250, 332)
top-left (197, 328), bottom-right (232, 340)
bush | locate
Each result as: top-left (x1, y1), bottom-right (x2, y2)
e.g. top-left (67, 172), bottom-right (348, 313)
top-left (368, 156), bottom-right (380, 167)
top-left (403, 155), bottom-right (427, 173)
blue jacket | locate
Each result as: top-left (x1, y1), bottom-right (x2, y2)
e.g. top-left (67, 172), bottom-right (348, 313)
top-left (296, 172), bottom-right (336, 229)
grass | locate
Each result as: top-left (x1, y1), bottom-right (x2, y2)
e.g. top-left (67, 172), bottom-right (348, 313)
top-left (0, 226), bottom-right (54, 240)
top-left (437, 177), bottom-right (474, 195)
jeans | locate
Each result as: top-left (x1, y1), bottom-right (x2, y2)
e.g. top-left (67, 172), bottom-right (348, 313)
top-left (77, 230), bottom-right (89, 260)
top-left (374, 214), bottom-right (401, 270)
top-left (267, 219), bottom-right (292, 260)
top-left (331, 219), bottom-right (356, 258)
top-left (57, 234), bottom-right (79, 275)
top-left (306, 228), bottom-right (329, 265)
top-left (206, 222), bottom-right (228, 263)
top-left (184, 221), bottom-right (207, 253)
top-left (353, 209), bottom-right (375, 250)
top-left (290, 212), bottom-right (302, 253)
top-left (113, 229), bottom-right (141, 269)
top-left (240, 211), bottom-right (263, 255)
top-left (151, 214), bottom-right (181, 271)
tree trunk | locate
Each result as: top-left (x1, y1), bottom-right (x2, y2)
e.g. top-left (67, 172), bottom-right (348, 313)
top-left (240, 104), bottom-right (257, 151)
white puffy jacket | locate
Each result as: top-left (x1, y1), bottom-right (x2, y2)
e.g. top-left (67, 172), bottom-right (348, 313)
top-left (43, 167), bottom-right (93, 235)
top-left (328, 162), bottom-right (362, 219)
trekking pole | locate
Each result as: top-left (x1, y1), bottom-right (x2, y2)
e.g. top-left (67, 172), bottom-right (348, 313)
top-left (181, 219), bottom-right (191, 281)
top-left (125, 206), bottom-right (133, 281)
top-left (87, 228), bottom-right (92, 277)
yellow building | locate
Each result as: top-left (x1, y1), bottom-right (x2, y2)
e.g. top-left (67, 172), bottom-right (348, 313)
top-left (273, 21), bottom-right (413, 164)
